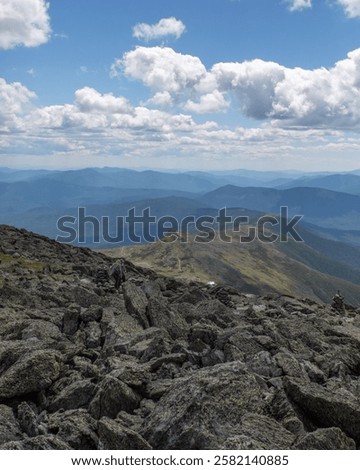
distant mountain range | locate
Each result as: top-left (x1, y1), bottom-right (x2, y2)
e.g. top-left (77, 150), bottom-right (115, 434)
top-left (199, 185), bottom-right (360, 231)
top-left (277, 173), bottom-right (360, 195)
top-left (0, 166), bottom-right (302, 188)
top-left (1, 166), bottom-right (360, 300)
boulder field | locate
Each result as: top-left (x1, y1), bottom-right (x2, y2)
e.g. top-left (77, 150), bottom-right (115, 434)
top-left (0, 225), bottom-right (359, 450)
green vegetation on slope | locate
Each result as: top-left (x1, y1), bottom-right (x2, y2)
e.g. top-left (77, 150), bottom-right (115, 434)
top-left (101, 228), bottom-right (360, 304)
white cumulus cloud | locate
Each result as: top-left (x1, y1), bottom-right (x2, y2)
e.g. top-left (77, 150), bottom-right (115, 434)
top-left (287, 0), bottom-right (312, 11)
top-left (75, 87), bottom-right (132, 114)
top-left (146, 91), bottom-right (174, 107)
top-left (6, 42), bottom-right (360, 169)
top-left (184, 90), bottom-right (229, 114)
top-left (120, 46), bottom-right (207, 93)
top-left (3, 76), bottom-right (360, 171)
top-left (113, 44), bottom-right (360, 129)
top-left (112, 46), bottom-right (228, 114)
top-left (28, 86), bottom-right (203, 135)
top-left (132, 17), bottom-right (186, 41)
top-left (0, 0), bottom-right (51, 49)
top-left (211, 49), bottom-right (360, 128)
top-left (212, 59), bottom-right (286, 119)
top-left (336, 0), bottom-right (360, 17)
top-left (0, 78), bottom-right (36, 130)
top-left (287, 0), bottom-right (360, 17)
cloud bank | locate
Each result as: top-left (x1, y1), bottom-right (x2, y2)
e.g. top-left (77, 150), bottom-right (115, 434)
top-left (0, 74), bottom-right (355, 171)
top-left (3, 44), bottom-right (360, 143)
top-left (0, 0), bottom-right (51, 49)
top-left (114, 45), bottom-right (360, 129)
top-left (3, 21), bottom-right (360, 169)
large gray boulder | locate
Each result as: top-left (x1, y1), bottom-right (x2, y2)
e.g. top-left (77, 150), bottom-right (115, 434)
top-left (98, 417), bottom-right (152, 450)
top-left (0, 350), bottom-right (62, 399)
top-left (0, 405), bottom-right (22, 445)
top-left (18, 402), bottom-right (38, 437)
top-left (284, 378), bottom-right (360, 445)
top-left (1, 435), bottom-right (72, 450)
top-left (143, 362), bottom-right (278, 449)
top-left (47, 409), bottom-right (99, 450)
top-left (123, 282), bottom-right (149, 328)
top-left (223, 413), bottom-right (295, 449)
top-left (293, 427), bottom-right (356, 450)
top-left (89, 376), bottom-right (141, 419)
top-left (48, 379), bottom-right (97, 412)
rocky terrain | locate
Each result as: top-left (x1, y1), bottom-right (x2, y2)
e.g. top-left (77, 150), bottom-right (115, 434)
top-left (0, 224), bottom-right (360, 450)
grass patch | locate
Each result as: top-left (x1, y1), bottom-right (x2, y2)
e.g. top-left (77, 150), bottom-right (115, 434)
top-left (0, 253), bottom-right (16, 263)
top-left (0, 252), bottom-right (45, 272)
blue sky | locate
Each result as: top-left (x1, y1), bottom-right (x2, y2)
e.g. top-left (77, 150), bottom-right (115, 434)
top-left (2, 0), bottom-right (360, 171)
